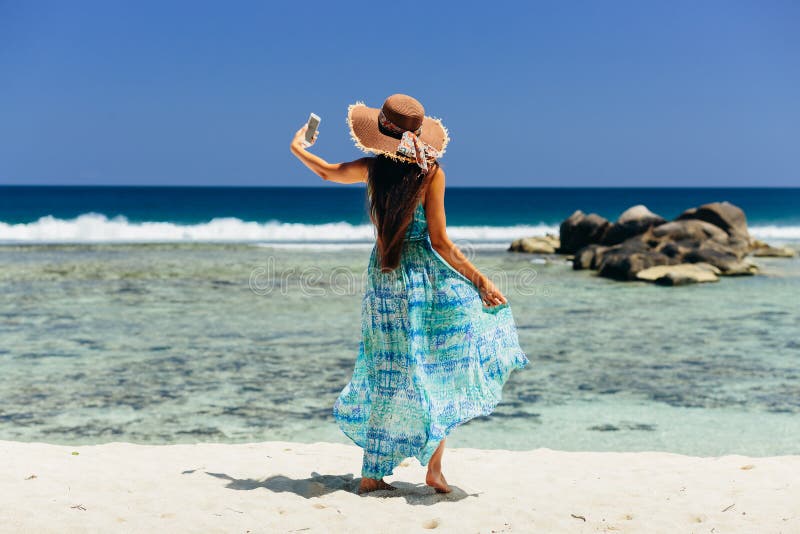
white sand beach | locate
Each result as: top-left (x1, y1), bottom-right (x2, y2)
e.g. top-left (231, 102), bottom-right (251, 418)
top-left (1, 440), bottom-right (797, 533)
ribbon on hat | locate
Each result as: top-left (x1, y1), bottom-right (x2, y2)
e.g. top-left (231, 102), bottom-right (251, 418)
top-left (397, 131), bottom-right (438, 173)
top-left (378, 110), bottom-right (441, 174)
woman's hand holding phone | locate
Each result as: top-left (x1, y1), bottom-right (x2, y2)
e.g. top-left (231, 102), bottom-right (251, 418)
top-left (291, 124), bottom-right (318, 152)
top-left (291, 113), bottom-right (320, 151)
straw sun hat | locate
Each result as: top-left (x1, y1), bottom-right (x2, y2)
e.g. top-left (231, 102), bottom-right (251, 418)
top-left (346, 94), bottom-right (449, 173)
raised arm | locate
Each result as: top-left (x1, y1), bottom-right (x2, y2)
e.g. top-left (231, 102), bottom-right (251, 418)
top-left (424, 167), bottom-right (507, 307)
top-left (290, 124), bottom-right (369, 184)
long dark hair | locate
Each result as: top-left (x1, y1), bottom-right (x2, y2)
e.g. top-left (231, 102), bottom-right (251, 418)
top-left (367, 155), bottom-right (439, 272)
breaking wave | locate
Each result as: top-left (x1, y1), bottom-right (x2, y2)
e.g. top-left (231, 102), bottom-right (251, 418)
top-left (0, 213), bottom-right (559, 244)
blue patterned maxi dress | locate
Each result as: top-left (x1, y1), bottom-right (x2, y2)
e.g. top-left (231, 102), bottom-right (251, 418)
top-left (333, 200), bottom-right (529, 479)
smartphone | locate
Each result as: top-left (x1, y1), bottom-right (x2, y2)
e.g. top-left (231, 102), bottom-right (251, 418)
top-left (304, 113), bottom-right (321, 145)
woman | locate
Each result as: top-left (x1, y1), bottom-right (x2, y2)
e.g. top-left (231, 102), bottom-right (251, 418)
top-left (290, 94), bottom-right (528, 494)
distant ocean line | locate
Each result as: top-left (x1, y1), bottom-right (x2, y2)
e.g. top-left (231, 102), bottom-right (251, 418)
top-left (0, 186), bottom-right (798, 244)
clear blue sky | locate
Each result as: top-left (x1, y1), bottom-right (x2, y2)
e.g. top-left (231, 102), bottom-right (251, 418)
top-left (1, 1), bottom-right (798, 187)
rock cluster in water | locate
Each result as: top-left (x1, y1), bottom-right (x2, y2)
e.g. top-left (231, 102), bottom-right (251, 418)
top-left (510, 201), bottom-right (796, 286)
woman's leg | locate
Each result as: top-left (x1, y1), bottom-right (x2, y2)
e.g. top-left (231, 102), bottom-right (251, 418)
top-left (425, 439), bottom-right (452, 493)
top-left (358, 448), bottom-right (397, 494)
top-left (358, 476), bottom-right (396, 494)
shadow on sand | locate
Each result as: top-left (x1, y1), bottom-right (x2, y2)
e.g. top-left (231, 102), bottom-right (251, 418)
top-left (202, 471), bottom-right (476, 505)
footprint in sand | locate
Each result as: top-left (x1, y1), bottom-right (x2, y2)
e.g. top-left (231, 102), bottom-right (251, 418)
top-left (312, 503), bottom-right (327, 509)
top-left (422, 518), bottom-right (440, 529)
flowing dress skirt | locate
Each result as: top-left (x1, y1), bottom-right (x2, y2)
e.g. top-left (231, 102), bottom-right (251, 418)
top-left (333, 205), bottom-right (529, 479)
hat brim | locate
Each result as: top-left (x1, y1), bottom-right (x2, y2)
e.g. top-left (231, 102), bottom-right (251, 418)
top-left (346, 102), bottom-right (449, 163)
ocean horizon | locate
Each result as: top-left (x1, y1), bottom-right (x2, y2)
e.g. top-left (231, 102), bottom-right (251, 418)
top-left (1, 186), bottom-right (799, 245)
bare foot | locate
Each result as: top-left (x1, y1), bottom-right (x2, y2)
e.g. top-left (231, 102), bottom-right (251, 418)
top-left (358, 477), bottom-right (397, 494)
top-left (425, 470), bottom-right (451, 493)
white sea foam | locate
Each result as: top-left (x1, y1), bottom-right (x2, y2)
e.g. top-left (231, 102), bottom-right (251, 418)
top-left (749, 225), bottom-right (800, 242)
top-left (1, 213), bottom-right (798, 246)
top-left (0, 213), bottom-right (558, 245)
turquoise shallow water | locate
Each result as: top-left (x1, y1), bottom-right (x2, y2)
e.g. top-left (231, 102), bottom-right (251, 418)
top-left (1, 243), bottom-right (799, 455)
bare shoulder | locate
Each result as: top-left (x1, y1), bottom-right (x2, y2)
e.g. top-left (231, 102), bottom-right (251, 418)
top-left (341, 156), bottom-right (372, 172)
top-left (423, 164), bottom-right (446, 209)
top-left (352, 156), bottom-right (373, 169)
top-left (425, 165), bottom-right (446, 199)
top-left (328, 156), bottom-right (372, 184)
top-left (424, 164), bottom-right (448, 243)
top-left (350, 157), bottom-right (373, 180)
